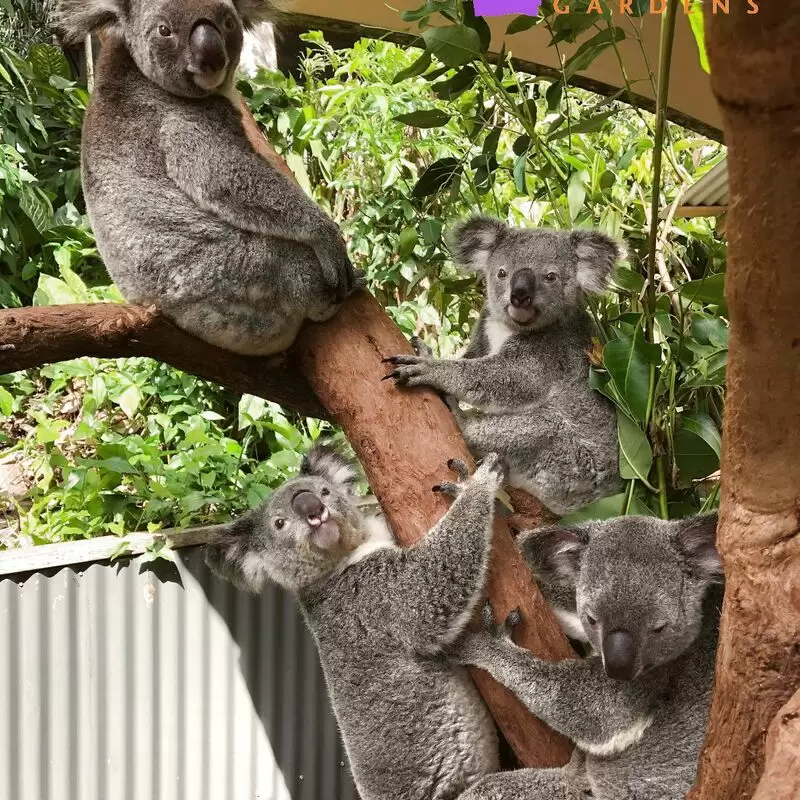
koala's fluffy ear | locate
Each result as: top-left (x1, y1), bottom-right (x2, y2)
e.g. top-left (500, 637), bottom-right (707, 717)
top-left (518, 525), bottom-right (590, 584)
top-left (300, 443), bottom-right (359, 494)
top-left (56, 0), bottom-right (125, 45)
top-left (204, 514), bottom-right (269, 594)
top-left (570, 230), bottom-right (624, 294)
top-left (233, 0), bottom-right (288, 28)
top-left (673, 513), bottom-right (723, 583)
top-left (448, 216), bottom-right (507, 273)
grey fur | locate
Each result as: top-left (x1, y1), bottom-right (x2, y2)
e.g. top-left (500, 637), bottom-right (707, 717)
top-left (57, 0), bottom-right (359, 356)
top-left (452, 514), bottom-right (723, 800)
top-left (384, 216), bottom-right (624, 515)
top-left (204, 445), bottom-right (504, 799)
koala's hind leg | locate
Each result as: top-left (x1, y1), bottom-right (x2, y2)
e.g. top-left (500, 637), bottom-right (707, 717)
top-left (459, 768), bottom-right (578, 800)
top-left (455, 411), bottom-right (614, 516)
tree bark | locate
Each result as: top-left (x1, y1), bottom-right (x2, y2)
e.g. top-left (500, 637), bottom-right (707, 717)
top-left (688, 4), bottom-right (800, 799)
top-left (0, 303), bottom-right (326, 419)
top-left (0, 90), bottom-right (575, 767)
top-left (751, 689), bottom-right (800, 800)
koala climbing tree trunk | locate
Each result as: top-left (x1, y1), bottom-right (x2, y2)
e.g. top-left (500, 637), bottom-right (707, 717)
top-left (688, 4), bottom-right (800, 800)
top-left (0, 87), bottom-right (576, 767)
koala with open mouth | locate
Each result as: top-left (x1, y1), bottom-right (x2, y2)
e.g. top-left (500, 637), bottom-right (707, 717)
top-left (205, 445), bottom-right (504, 800)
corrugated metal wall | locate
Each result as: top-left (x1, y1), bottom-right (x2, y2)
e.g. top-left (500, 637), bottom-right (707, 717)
top-left (0, 548), bottom-right (359, 800)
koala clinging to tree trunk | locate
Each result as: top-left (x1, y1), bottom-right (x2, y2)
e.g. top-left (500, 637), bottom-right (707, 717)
top-left (451, 513), bottom-right (723, 800)
top-left (56, 0), bottom-right (360, 356)
top-left (205, 444), bottom-right (505, 800)
top-left (384, 217), bottom-right (624, 515)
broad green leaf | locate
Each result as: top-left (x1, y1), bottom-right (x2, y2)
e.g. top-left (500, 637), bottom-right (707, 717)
top-left (568, 170), bottom-right (588, 223)
top-left (433, 65), bottom-right (477, 99)
top-left (617, 411), bottom-right (653, 485)
top-left (392, 50), bottom-right (433, 84)
top-left (547, 110), bottom-right (618, 141)
top-left (411, 158), bottom-right (462, 198)
top-left (546, 81), bottom-right (563, 111)
top-left (118, 385), bottom-right (143, 419)
top-left (32, 274), bottom-right (80, 306)
top-left (19, 184), bottom-right (53, 233)
top-left (394, 109), bottom-right (452, 128)
top-left (674, 411), bottom-right (721, 483)
top-left (563, 27), bottom-right (626, 80)
top-left (398, 226), bottom-right (419, 256)
top-left (691, 315), bottom-right (728, 348)
top-left (29, 44), bottom-right (71, 82)
top-left (688, 1), bottom-right (710, 74)
top-left (422, 25), bottom-right (482, 68)
top-left (560, 490), bottom-right (653, 523)
top-left (420, 218), bottom-right (443, 245)
top-left (611, 267), bottom-right (645, 294)
top-left (603, 330), bottom-right (661, 422)
top-left (513, 155), bottom-right (527, 194)
top-left (0, 385), bottom-right (14, 416)
top-left (679, 273), bottom-right (726, 306)
top-left (507, 15), bottom-right (539, 35)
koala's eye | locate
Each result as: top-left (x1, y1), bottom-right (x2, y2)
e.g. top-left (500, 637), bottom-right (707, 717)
top-left (545, 271), bottom-right (559, 283)
top-left (274, 518), bottom-right (286, 530)
top-left (497, 268), bottom-right (508, 279)
top-left (158, 24), bottom-right (172, 37)
top-left (222, 13), bottom-right (237, 31)
top-left (321, 487), bottom-right (330, 497)
top-left (585, 613), bottom-right (598, 627)
top-left (651, 622), bottom-right (668, 634)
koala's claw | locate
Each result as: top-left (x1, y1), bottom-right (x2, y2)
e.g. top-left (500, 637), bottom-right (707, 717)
top-left (447, 458), bottom-right (470, 481)
top-left (381, 354), bottom-right (434, 388)
top-left (432, 482), bottom-right (460, 496)
top-left (506, 608), bottom-right (522, 629)
top-left (480, 601), bottom-right (520, 639)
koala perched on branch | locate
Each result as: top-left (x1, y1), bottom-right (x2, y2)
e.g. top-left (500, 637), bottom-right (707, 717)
top-left (205, 445), bottom-right (504, 800)
top-left (451, 514), bottom-right (723, 800)
top-left (384, 217), bottom-right (624, 515)
top-left (57, 0), bottom-right (359, 356)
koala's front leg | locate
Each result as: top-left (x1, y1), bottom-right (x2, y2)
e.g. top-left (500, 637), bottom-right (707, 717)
top-left (383, 352), bottom-right (531, 409)
top-left (450, 603), bottom-right (662, 753)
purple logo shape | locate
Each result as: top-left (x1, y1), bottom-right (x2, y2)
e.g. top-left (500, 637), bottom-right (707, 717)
top-left (474, 0), bottom-right (542, 15)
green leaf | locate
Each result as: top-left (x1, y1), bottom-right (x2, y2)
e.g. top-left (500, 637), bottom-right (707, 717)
top-left (19, 184), bottom-right (53, 233)
top-left (674, 411), bottom-right (721, 483)
top-left (411, 157), bottom-right (462, 198)
top-left (560, 491), bottom-right (654, 523)
top-left (29, 44), bottom-right (72, 82)
top-left (398, 226), bottom-right (419, 256)
top-left (507, 15), bottom-right (539, 35)
top-left (611, 267), bottom-right (645, 294)
top-left (546, 81), bottom-right (563, 111)
top-left (547, 110), bottom-right (618, 141)
top-left (433, 65), bottom-right (477, 99)
top-left (617, 411), bottom-right (653, 485)
top-left (422, 25), bottom-right (482, 68)
top-left (0, 385), bottom-right (14, 416)
top-left (393, 109), bottom-right (452, 128)
top-left (118, 385), bottom-right (143, 419)
top-left (392, 50), bottom-right (433, 84)
top-left (691, 315), bottom-right (728, 348)
top-left (563, 27), bottom-right (626, 80)
top-left (679, 273), bottom-right (726, 306)
top-left (603, 330), bottom-right (661, 422)
top-left (567, 170), bottom-right (588, 223)
top-left (513, 155), bottom-right (527, 194)
top-left (32, 274), bottom-right (80, 306)
top-left (688, 1), bottom-right (710, 74)
top-left (420, 218), bottom-right (443, 245)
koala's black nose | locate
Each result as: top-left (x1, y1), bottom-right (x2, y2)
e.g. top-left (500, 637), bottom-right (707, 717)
top-left (189, 21), bottom-right (227, 75)
top-left (291, 491), bottom-right (326, 524)
top-left (602, 630), bottom-right (637, 681)
top-left (510, 269), bottom-right (536, 309)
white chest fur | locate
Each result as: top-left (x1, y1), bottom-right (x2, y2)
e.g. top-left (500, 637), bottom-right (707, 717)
top-left (483, 318), bottom-right (514, 356)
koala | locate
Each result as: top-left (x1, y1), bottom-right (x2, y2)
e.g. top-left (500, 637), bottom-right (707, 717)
top-left (384, 216), bottom-right (624, 515)
top-left (204, 444), bottom-right (505, 800)
top-left (450, 513), bottom-right (723, 800)
top-left (56, 0), bottom-right (359, 356)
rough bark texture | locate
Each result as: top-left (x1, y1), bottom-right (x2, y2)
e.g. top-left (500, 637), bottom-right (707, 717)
top-left (688, 4), bottom-right (800, 799)
top-left (751, 689), bottom-right (800, 800)
top-left (0, 89), bottom-right (576, 767)
top-left (0, 303), bottom-right (326, 419)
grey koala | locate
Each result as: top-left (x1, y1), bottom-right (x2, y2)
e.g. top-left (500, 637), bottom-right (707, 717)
top-left (450, 513), bottom-right (723, 800)
top-left (384, 217), bottom-right (624, 515)
top-left (57, 0), bottom-right (359, 356)
top-left (204, 445), bottom-right (505, 800)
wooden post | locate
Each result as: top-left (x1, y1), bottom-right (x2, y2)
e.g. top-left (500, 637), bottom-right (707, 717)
top-left (687, 3), bottom-right (800, 798)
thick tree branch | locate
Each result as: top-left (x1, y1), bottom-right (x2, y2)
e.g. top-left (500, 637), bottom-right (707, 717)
top-left (751, 688), bottom-right (800, 800)
top-left (0, 303), bottom-right (327, 419)
top-left (688, 4), bottom-right (800, 799)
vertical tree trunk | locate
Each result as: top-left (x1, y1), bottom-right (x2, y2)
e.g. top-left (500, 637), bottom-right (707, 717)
top-left (751, 689), bottom-right (800, 800)
top-left (688, 4), bottom-right (800, 799)
top-left (239, 101), bottom-right (576, 766)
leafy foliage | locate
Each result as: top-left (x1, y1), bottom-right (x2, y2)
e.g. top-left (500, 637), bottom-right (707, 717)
top-left (1, 5), bottom-right (727, 546)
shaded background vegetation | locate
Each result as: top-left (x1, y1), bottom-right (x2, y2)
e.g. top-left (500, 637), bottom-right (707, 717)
top-left (0, 0), bottom-right (726, 546)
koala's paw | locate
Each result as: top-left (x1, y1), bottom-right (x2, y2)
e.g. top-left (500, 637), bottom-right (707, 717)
top-left (315, 234), bottom-right (359, 303)
top-left (472, 452), bottom-right (505, 492)
top-left (432, 458), bottom-right (470, 496)
top-left (410, 336), bottom-right (434, 358)
top-left (381, 354), bottom-right (436, 388)
top-left (480, 600), bottom-right (521, 641)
